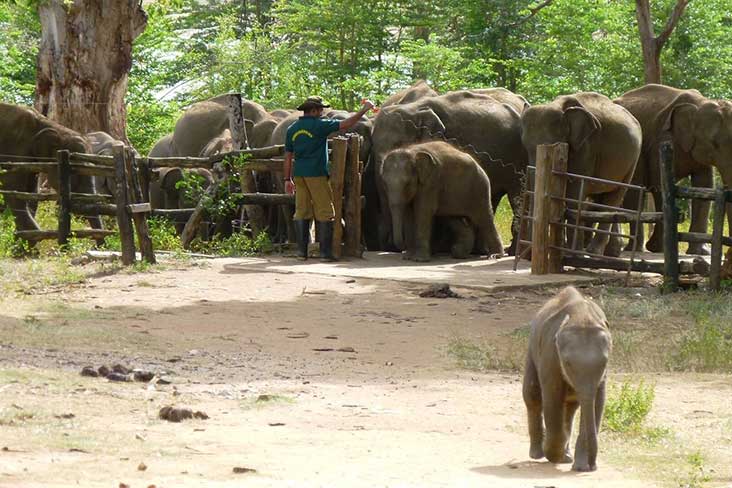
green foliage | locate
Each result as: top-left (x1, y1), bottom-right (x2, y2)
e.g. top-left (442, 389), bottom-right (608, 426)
top-left (147, 217), bottom-right (182, 252)
top-left (0, 2), bottom-right (39, 104)
top-left (190, 230), bottom-right (273, 257)
top-left (673, 316), bottom-right (732, 372)
top-left (603, 379), bottom-right (656, 434)
top-left (0, 209), bottom-right (28, 257)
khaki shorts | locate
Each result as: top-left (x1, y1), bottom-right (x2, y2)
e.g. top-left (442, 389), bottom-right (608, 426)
top-left (293, 176), bottom-right (335, 222)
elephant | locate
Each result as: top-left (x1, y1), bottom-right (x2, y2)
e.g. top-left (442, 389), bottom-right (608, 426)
top-left (521, 92), bottom-right (642, 256)
top-left (523, 286), bottom-right (611, 472)
top-left (371, 89), bottom-right (528, 253)
top-left (0, 102), bottom-right (102, 232)
top-left (378, 141), bottom-right (504, 261)
top-left (615, 84), bottom-right (732, 254)
top-left (381, 80), bottom-right (438, 108)
top-left (432, 216), bottom-right (477, 259)
top-left (85, 131), bottom-right (141, 198)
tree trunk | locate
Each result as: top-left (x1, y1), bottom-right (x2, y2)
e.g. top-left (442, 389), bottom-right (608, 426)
top-left (35, 1), bottom-right (147, 141)
top-left (635, 0), bottom-right (689, 85)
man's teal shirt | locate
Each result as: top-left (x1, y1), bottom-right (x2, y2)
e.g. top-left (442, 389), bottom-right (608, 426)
top-left (285, 116), bottom-right (341, 177)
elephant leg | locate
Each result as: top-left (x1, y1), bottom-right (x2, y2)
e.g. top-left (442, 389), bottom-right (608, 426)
top-left (586, 188), bottom-right (627, 257)
top-left (622, 188), bottom-right (645, 252)
top-left (447, 218), bottom-right (474, 259)
top-left (572, 385), bottom-right (603, 473)
top-left (564, 399), bottom-right (579, 456)
top-left (686, 168), bottom-right (713, 255)
top-left (402, 205), bottom-right (417, 260)
top-left (564, 183), bottom-right (583, 250)
top-left (474, 209), bottom-right (504, 257)
top-left (646, 191), bottom-right (665, 252)
top-left (522, 356), bottom-right (544, 460)
top-left (541, 380), bottom-right (572, 464)
top-left (412, 195), bottom-right (435, 262)
top-left (6, 197), bottom-right (40, 232)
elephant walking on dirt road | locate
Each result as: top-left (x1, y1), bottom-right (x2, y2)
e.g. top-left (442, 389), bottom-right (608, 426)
top-left (523, 286), bottom-right (611, 472)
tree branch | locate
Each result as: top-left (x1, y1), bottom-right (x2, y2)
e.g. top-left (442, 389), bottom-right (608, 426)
top-left (510, 0), bottom-right (554, 27)
top-left (656, 0), bottom-right (690, 49)
top-left (634, 0), bottom-right (654, 43)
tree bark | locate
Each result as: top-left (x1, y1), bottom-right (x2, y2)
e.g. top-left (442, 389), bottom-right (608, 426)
top-left (635, 0), bottom-right (689, 85)
top-left (35, 0), bottom-right (147, 141)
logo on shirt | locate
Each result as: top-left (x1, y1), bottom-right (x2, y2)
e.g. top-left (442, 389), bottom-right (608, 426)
top-left (292, 129), bottom-right (314, 142)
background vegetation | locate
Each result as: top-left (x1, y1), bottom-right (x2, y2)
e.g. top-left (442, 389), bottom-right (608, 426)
top-left (2, 0), bottom-right (731, 153)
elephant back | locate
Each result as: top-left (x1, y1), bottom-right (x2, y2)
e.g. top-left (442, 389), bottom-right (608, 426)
top-left (381, 80), bottom-right (438, 108)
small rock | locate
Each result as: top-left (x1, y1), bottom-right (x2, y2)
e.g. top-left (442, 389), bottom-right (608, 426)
top-left (98, 365), bottom-right (110, 377)
top-left (268, 422), bottom-right (285, 427)
top-left (233, 467), bottom-right (257, 474)
top-left (337, 347), bottom-right (356, 353)
top-left (419, 283), bottom-right (461, 299)
top-left (54, 413), bottom-right (75, 419)
top-left (112, 364), bottom-right (130, 374)
top-left (119, 484), bottom-right (130, 488)
top-left (385, 361), bottom-right (394, 366)
top-left (133, 370), bottom-right (155, 382)
top-left (106, 372), bottom-right (131, 382)
top-left (80, 366), bottom-right (99, 377)
top-left (138, 462), bottom-right (147, 471)
top-left (159, 406), bottom-right (208, 422)
top-left (135, 433), bottom-right (146, 441)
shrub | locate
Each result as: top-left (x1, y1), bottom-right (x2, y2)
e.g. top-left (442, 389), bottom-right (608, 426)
top-left (603, 379), bottom-right (655, 434)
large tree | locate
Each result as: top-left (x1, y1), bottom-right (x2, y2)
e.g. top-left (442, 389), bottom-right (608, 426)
top-left (35, 0), bottom-right (147, 140)
top-left (635, 0), bottom-right (689, 84)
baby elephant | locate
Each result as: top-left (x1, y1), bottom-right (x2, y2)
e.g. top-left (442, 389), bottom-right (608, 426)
top-left (522, 286), bottom-right (611, 472)
top-left (379, 140), bottom-right (504, 261)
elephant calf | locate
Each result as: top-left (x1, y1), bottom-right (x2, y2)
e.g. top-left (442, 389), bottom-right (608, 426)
top-left (523, 286), bottom-right (611, 472)
top-left (379, 141), bottom-right (504, 261)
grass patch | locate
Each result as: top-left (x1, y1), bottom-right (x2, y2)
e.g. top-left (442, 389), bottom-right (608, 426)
top-left (0, 257), bottom-right (87, 294)
top-left (446, 328), bottom-right (528, 372)
top-left (603, 379), bottom-right (662, 439)
top-left (240, 393), bottom-right (295, 410)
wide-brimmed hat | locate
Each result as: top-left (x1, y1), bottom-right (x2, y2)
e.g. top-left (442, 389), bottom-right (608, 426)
top-left (297, 96), bottom-right (331, 111)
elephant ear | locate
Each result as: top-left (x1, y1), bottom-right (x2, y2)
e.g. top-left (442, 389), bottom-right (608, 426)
top-left (660, 102), bottom-right (698, 153)
top-left (162, 167), bottom-right (184, 190)
top-left (244, 118), bottom-right (255, 146)
top-left (415, 108), bottom-right (446, 141)
top-left (695, 101), bottom-right (723, 146)
top-left (563, 106), bottom-right (601, 149)
top-left (414, 150), bottom-right (439, 187)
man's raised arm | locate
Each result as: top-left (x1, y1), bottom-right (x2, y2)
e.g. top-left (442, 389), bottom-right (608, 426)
top-left (339, 99), bottom-right (375, 131)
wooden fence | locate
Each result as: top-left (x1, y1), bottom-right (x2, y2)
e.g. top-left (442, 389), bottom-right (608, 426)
top-left (0, 144), bottom-right (154, 265)
top-left (519, 142), bottom-right (730, 290)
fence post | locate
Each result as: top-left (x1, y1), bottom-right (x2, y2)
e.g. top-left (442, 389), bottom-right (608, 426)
top-left (57, 150), bottom-right (72, 247)
top-left (112, 143), bottom-right (136, 265)
top-left (709, 188), bottom-right (726, 290)
top-left (531, 144), bottom-right (554, 274)
top-left (659, 141), bottom-right (679, 291)
top-left (547, 143), bottom-right (569, 273)
top-left (343, 135), bottom-right (362, 258)
top-left (228, 93), bottom-right (266, 236)
top-left (138, 157), bottom-right (152, 204)
top-left (329, 137), bottom-right (348, 259)
top-left (126, 148), bottom-right (156, 264)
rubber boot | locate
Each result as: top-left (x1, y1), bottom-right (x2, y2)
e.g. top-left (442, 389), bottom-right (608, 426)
top-left (317, 220), bottom-right (336, 261)
top-left (294, 220), bottom-right (310, 260)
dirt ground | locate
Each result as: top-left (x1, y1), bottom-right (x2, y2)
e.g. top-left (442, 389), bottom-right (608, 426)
top-left (0, 255), bottom-right (731, 488)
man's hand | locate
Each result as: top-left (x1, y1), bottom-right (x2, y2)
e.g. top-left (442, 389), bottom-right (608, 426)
top-left (285, 179), bottom-right (295, 195)
top-left (361, 99), bottom-right (375, 111)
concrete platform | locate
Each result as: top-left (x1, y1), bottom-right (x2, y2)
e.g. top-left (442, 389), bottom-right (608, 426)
top-left (222, 252), bottom-right (600, 292)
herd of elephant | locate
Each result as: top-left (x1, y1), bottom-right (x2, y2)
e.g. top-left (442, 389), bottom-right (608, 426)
top-left (2, 80), bottom-right (731, 258)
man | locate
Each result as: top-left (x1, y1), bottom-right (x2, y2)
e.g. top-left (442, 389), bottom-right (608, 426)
top-left (284, 96), bottom-right (374, 261)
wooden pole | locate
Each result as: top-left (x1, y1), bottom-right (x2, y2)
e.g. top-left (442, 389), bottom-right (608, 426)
top-left (112, 143), bottom-right (136, 265)
top-left (659, 141), bottom-right (679, 291)
top-left (343, 135), bottom-right (363, 257)
top-left (329, 137), bottom-right (348, 259)
top-left (709, 188), bottom-right (726, 290)
top-left (138, 157), bottom-right (151, 204)
top-left (125, 148), bottom-right (156, 264)
top-left (57, 150), bottom-right (72, 247)
top-left (227, 93), bottom-right (266, 236)
top-left (547, 143), bottom-right (569, 273)
top-left (531, 145), bottom-right (553, 274)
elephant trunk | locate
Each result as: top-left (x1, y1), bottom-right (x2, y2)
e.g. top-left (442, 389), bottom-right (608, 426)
top-left (578, 392), bottom-right (598, 472)
top-left (390, 204), bottom-right (405, 250)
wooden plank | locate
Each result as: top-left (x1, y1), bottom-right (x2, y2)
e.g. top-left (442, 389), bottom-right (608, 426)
top-left (709, 189), bottom-right (726, 290)
top-left (0, 153), bottom-right (55, 162)
top-left (147, 156), bottom-right (213, 169)
top-left (208, 145), bottom-right (285, 163)
top-left (565, 209), bottom-right (663, 224)
top-left (343, 135), bottom-right (362, 258)
top-left (677, 232), bottom-right (732, 247)
top-left (676, 186), bottom-right (719, 201)
top-left (329, 137), bottom-right (348, 259)
top-left (69, 152), bottom-right (114, 166)
top-left (70, 163), bottom-right (115, 178)
top-left (531, 144), bottom-right (553, 274)
top-left (71, 192), bottom-right (114, 203)
top-left (563, 255), bottom-right (709, 276)
top-left (128, 203), bottom-right (152, 214)
top-left (57, 150), bottom-right (72, 247)
top-left (152, 208), bottom-right (196, 220)
top-left (71, 202), bottom-right (117, 216)
top-left (547, 143), bottom-right (569, 273)
top-left (659, 141), bottom-right (679, 291)
top-left (233, 159), bottom-right (284, 172)
top-left (125, 148), bottom-right (155, 264)
top-left (112, 144), bottom-right (136, 265)
top-left (15, 229), bottom-right (116, 242)
top-left (0, 190), bottom-right (57, 201)
top-left (0, 162), bottom-right (57, 173)
top-left (228, 93), bottom-right (266, 236)
top-left (234, 193), bottom-right (294, 206)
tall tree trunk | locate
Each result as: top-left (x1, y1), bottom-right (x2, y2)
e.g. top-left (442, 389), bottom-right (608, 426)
top-left (635, 0), bottom-right (689, 85)
top-left (35, 0), bottom-right (147, 141)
